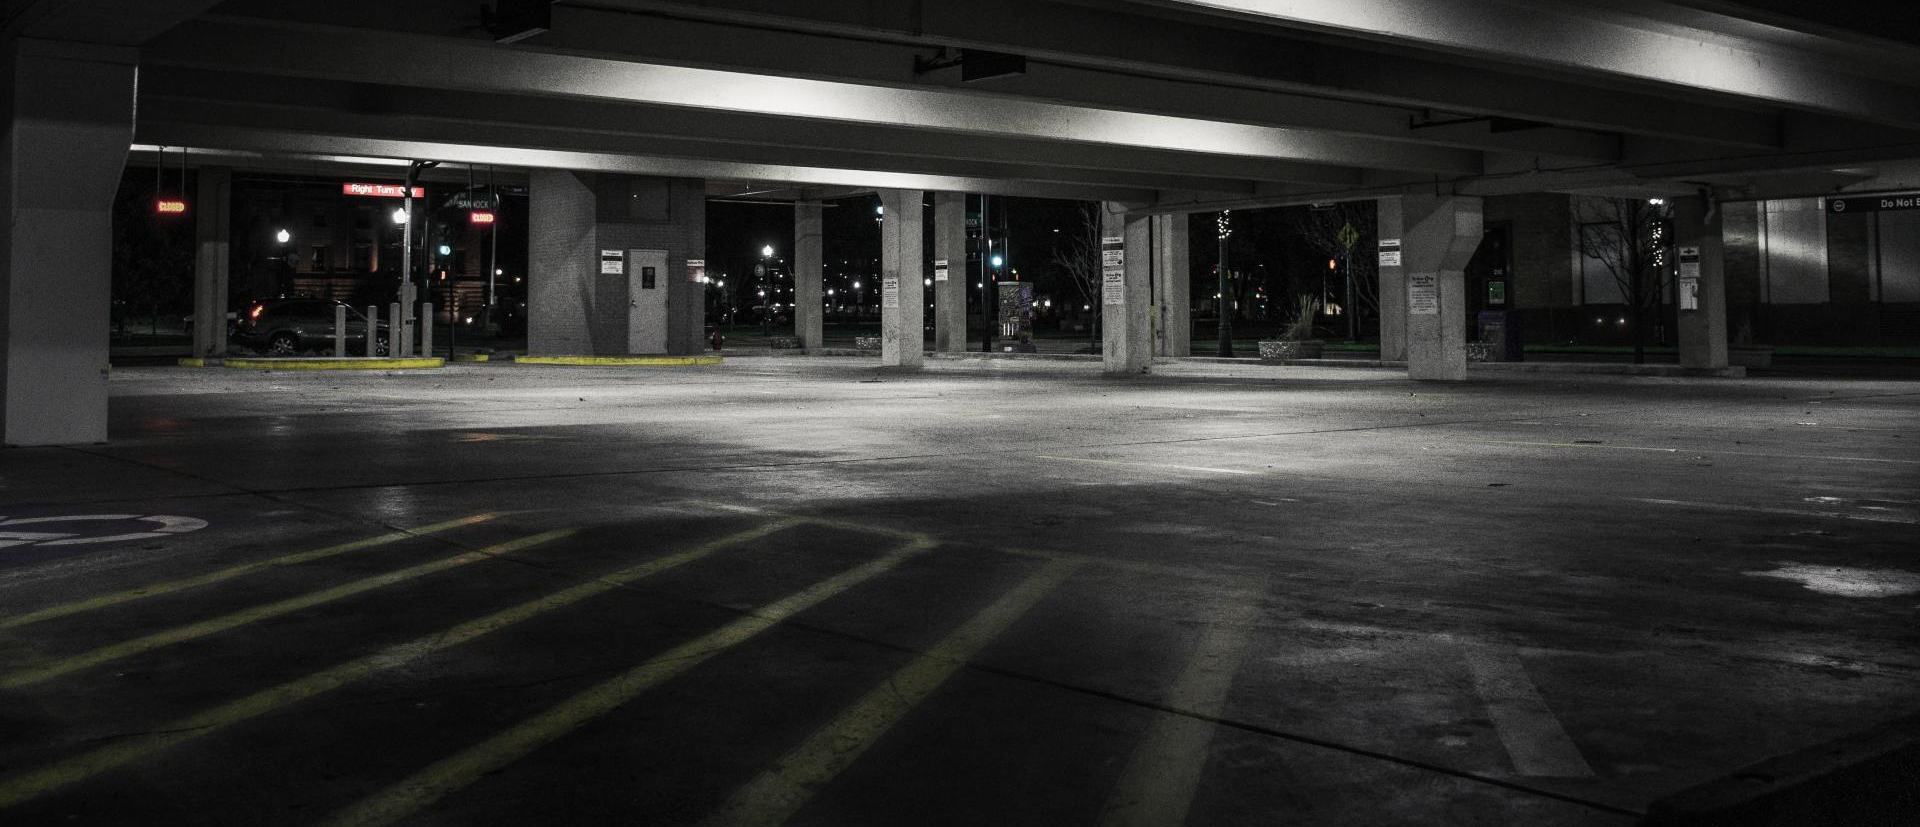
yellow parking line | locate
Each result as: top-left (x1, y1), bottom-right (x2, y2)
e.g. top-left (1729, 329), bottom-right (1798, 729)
top-left (0, 528), bottom-right (574, 691)
top-left (0, 514), bottom-right (498, 633)
top-left (322, 536), bottom-right (937, 827)
top-left (1099, 597), bottom-right (1262, 827)
top-left (0, 520), bottom-right (794, 809)
top-left (705, 557), bottom-right (1081, 827)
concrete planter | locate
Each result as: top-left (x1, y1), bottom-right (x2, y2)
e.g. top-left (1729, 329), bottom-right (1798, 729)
top-left (853, 336), bottom-right (882, 352)
top-left (1728, 345), bottom-right (1773, 369)
top-left (767, 336), bottom-right (803, 350)
top-left (1257, 340), bottom-right (1324, 363)
top-left (1466, 342), bottom-right (1497, 363)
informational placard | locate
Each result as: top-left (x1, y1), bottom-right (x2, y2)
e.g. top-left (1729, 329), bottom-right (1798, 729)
top-left (686, 259), bottom-right (706, 283)
top-left (882, 276), bottom-right (900, 309)
top-left (600, 249), bottom-right (625, 275)
top-left (1408, 272), bottom-right (1439, 314)
top-left (1100, 236), bottom-right (1126, 305)
top-left (1827, 192), bottom-right (1920, 214)
top-left (934, 258), bottom-right (950, 282)
top-left (1379, 237), bottom-right (1402, 268)
top-left (1677, 246), bottom-right (1701, 311)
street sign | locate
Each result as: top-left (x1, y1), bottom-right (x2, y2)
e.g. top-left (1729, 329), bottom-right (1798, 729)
top-left (1827, 193), bottom-right (1920, 214)
top-left (1336, 223), bottom-right (1359, 250)
top-left (342, 183), bottom-right (425, 198)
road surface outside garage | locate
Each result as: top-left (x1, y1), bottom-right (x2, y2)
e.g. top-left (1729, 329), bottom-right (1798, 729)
top-left (2, 359), bottom-right (1915, 825)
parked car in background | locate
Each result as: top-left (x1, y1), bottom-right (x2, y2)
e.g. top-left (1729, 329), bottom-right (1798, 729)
top-left (233, 299), bottom-right (388, 356)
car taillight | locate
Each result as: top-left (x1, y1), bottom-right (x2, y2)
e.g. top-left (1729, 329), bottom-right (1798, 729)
top-left (249, 305), bottom-right (264, 320)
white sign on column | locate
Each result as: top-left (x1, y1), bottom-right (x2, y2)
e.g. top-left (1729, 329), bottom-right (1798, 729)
top-left (933, 259), bottom-right (950, 282)
top-left (1379, 238), bottom-right (1402, 268)
top-left (1101, 236), bottom-right (1126, 305)
top-left (1408, 272), bottom-right (1439, 314)
top-left (882, 276), bottom-right (900, 309)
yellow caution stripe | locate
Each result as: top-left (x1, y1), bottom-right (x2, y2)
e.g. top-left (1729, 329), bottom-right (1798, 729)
top-left (218, 357), bottom-right (444, 370)
top-left (514, 355), bottom-right (722, 366)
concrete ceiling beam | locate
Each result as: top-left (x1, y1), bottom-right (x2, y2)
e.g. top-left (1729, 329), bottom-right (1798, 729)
top-left (143, 18), bottom-right (1482, 175)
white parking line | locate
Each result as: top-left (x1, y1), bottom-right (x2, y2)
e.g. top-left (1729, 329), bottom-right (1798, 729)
top-left (1466, 648), bottom-right (1592, 778)
top-left (1100, 598), bottom-right (1263, 827)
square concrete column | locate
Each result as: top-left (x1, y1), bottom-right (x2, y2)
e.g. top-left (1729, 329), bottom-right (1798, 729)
top-left (1672, 194), bottom-right (1729, 369)
top-left (1376, 197), bottom-right (1408, 362)
top-left (1101, 205), bottom-right (1152, 375)
top-left (1, 41), bottom-right (135, 446)
top-left (192, 165), bottom-right (233, 358)
top-left (794, 200), bottom-right (824, 349)
top-left (1151, 213), bottom-right (1191, 357)
top-left (932, 192), bottom-right (968, 352)
top-left (878, 189), bottom-right (925, 368)
top-left (1401, 195), bottom-right (1483, 381)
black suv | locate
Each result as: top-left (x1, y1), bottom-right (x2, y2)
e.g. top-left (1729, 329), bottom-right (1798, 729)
top-left (234, 299), bottom-right (389, 356)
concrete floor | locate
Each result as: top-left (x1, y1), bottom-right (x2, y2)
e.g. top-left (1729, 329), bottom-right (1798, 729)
top-left (2, 357), bottom-right (1916, 825)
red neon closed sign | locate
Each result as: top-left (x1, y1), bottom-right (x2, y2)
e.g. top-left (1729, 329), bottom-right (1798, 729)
top-left (342, 182), bottom-right (426, 198)
top-left (156, 199), bottom-right (188, 215)
top-left (469, 210), bottom-right (496, 224)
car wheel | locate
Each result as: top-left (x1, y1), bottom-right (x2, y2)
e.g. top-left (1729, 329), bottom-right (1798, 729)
top-left (373, 336), bottom-right (390, 357)
top-left (267, 333), bottom-right (300, 356)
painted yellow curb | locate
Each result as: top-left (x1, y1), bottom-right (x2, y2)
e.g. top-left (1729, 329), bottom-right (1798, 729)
top-left (177, 357), bottom-right (208, 367)
top-left (221, 357), bottom-right (445, 370)
top-left (451, 354), bottom-right (491, 362)
top-left (515, 355), bottom-right (723, 366)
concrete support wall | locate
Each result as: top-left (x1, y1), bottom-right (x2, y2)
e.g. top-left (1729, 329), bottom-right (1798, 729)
top-left (932, 192), bottom-right (968, 352)
top-left (794, 200), bottom-right (824, 349)
top-left (1101, 205), bottom-right (1152, 375)
top-left (1, 41), bottom-right (135, 446)
top-left (1152, 213), bottom-right (1191, 357)
top-left (1673, 195), bottom-right (1729, 369)
top-left (1402, 195), bottom-right (1483, 381)
top-left (192, 165), bottom-right (233, 358)
top-left (528, 172), bottom-right (704, 356)
top-left (1376, 197), bottom-right (1408, 362)
top-left (878, 189), bottom-right (925, 368)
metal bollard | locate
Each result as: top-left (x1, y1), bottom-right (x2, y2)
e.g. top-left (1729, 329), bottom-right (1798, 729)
top-left (367, 305), bottom-right (380, 357)
top-left (420, 301), bottom-right (434, 358)
top-left (390, 302), bottom-right (404, 357)
top-left (334, 305), bottom-right (347, 357)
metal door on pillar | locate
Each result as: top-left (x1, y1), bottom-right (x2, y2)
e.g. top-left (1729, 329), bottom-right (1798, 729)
top-left (628, 248), bottom-right (669, 354)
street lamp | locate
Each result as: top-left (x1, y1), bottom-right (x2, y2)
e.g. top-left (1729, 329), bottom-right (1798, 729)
top-left (1216, 209), bottom-right (1234, 358)
top-left (275, 228), bottom-right (291, 244)
top-left (757, 245), bottom-right (775, 336)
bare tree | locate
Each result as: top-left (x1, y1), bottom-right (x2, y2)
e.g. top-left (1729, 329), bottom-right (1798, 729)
top-left (1284, 201), bottom-right (1378, 339)
top-left (1049, 202), bottom-right (1102, 351)
top-left (1575, 196), bottom-right (1671, 364)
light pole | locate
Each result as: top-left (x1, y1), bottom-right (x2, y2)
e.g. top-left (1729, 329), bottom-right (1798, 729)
top-left (1217, 210), bottom-right (1233, 357)
top-left (758, 245), bottom-right (774, 337)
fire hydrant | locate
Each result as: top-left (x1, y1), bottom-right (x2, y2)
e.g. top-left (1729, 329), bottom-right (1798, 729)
top-left (710, 330), bottom-right (725, 351)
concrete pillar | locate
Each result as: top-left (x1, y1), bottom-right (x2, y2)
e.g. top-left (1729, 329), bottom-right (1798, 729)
top-left (527, 171), bottom-right (705, 356)
top-left (1151, 213), bottom-right (1191, 357)
top-left (1101, 205), bottom-right (1152, 375)
top-left (878, 189), bottom-right (925, 368)
top-left (192, 165), bottom-right (232, 357)
top-left (794, 200), bottom-right (824, 349)
top-left (1, 41), bottom-right (135, 446)
top-left (1401, 194), bottom-right (1483, 381)
top-left (932, 192), bottom-right (968, 352)
top-left (1376, 197), bottom-right (1408, 362)
top-left (1673, 195), bottom-right (1729, 369)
